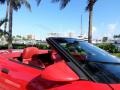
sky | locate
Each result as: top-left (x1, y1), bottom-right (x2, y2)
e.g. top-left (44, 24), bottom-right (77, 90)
top-left (0, 0), bottom-right (120, 40)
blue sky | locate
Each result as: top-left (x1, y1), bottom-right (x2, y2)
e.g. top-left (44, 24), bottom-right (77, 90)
top-left (0, 0), bottom-right (120, 40)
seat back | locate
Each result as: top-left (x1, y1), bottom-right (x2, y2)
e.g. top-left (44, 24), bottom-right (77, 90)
top-left (22, 47), bottom-right (39, 64)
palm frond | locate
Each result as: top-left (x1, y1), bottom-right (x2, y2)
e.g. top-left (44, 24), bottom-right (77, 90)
top-left (12, 0), bottom-right (21, 11)
top-left (52, 0), bottom-right (70, 9)
top-left (52, 0), bottom-right (60, 2)
top-left (85, 0), bottom-right (98, 11)
top-left (20, 0), bottom-right (31, 11)
top-left (11, 0), bottom-right (31, 11)
top-left (36, 0), bottom-right (41, 6)
top-left (22, 0), bottom-right (31, 11)
top-left (0, 18), bottom-right (8, 27)
top-left (0, 0), bottom-right (5, 4)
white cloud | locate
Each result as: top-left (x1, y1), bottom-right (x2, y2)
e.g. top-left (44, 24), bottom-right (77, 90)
top-left (105, 23), bottom-right (118, 38)
top-left (108, 23), bottom-right (117, 31)
top-left (92, 26), bottom-right (97, 34)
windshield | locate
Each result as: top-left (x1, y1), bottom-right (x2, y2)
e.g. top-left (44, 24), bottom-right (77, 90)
top-left (55, 38), bottom-right (120, 63)
top-left (53, 38), bottom-right (120, 83)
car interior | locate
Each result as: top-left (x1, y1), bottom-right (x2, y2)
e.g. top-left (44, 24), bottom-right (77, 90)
top-left (0, 46), bottom-right (86, 69)
top-left (4, 47), bottom-right (63, 69)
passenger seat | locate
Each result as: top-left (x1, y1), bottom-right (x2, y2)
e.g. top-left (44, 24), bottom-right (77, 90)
top-left (22, 47), bottom-right (45, 68)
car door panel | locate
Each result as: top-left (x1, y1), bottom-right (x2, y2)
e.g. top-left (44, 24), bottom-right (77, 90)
top-left (0, 55), bottom-right (42, 90)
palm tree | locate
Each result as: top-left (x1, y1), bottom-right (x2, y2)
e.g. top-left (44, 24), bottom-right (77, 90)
top-left (4, 0), bottom-right (9, 33)
top-left (0, 0), bottom-right (9, 41)
top-left (51, 0), bottom-right (70, 9)
top-left (1, 0), bottom-right (41, 50)
top-left (0, 18), bottom-right (9, 42)
top-left (86, 0), bottom-right (97, 43)
top-left (7, 0), bottom-right (31, 50)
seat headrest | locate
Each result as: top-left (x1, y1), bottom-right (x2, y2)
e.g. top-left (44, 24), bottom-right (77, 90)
top-left (22, 47), bottom-right (39, 59)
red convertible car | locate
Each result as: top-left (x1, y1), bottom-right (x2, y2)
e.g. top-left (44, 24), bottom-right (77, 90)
top-left (0, 37), bottom-right (120, 90)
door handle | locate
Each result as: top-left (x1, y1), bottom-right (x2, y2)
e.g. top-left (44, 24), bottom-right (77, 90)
top-left (1, 68), bottom-right (9, 74)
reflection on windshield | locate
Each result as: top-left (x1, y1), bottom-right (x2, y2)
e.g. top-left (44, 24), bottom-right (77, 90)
top-left (60, 39), bottom-right (120, 63)
top-left (55, 38), bottom-right (120, 83)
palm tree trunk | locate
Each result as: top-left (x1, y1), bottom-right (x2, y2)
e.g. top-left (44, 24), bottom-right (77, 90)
top-left (4, 0), bottom-right (9, 32)
top-left (8, 0), bottom-right (13, 50)
top-left (88, 10), bottom-right (93, 43)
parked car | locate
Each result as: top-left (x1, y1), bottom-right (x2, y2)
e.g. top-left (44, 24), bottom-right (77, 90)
top-left (0, 37), bottom-right (120, 90)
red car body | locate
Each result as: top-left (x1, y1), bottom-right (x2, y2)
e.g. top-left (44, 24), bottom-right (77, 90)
top-left (0, 37), bottom-right (119, 90)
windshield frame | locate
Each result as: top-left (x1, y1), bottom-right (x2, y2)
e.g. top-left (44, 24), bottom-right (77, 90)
top-left (46, 37), bottom-right (97, 82)
top-left (47, 37), bottom-right (120, 84)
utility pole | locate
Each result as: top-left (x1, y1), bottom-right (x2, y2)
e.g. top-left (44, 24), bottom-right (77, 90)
top-left (80, 14), bottom-right (83, 35)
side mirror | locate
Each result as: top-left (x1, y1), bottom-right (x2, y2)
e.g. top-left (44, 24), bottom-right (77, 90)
top-left (41, 61), bottom-right (79, 82)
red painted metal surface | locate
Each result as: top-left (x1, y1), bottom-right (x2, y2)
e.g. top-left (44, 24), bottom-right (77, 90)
top-left (41, 61), bottom-right (79, 82)
top-left (0, 55), bottom-right (42, 90)
top-left (0, 48), bottom-right (120, 90)
top-left (48, 81), bottom-right (112, 90)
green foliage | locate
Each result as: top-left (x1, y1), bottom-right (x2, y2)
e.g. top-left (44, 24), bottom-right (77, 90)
top-left (0, 44), bottom-right (8, 49)
top-left (114, 34), bottom-right (120, 38)
top-left (97, 43), bottom-right (119, 53)
top-left (112, 53), bottom-right (120, 57)
top-left (35, 44), bottom-right (48, 49)
top-left (0, 44), bottom-right (49, 50)
top-left (13, 44), bottom-right (26, 49)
